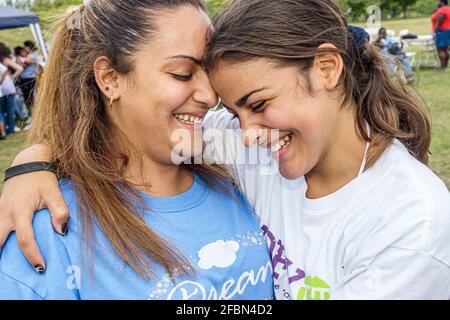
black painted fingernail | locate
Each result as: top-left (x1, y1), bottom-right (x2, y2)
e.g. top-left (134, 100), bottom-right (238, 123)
top-left (61, 222), bottom-right (69, 235)
top-left (34, 265), bottom-right (45, 274)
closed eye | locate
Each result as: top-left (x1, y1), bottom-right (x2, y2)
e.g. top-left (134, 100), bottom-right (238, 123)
top-left (170, 73), bottom-right (192, 81)
top-left (251, 100), bottom-right (267, 113)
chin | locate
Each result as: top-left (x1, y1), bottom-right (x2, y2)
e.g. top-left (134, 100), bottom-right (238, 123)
top-left (170, 135), bottom-right (204, 165)
top-left (278, 161), bottom-right (309, 180)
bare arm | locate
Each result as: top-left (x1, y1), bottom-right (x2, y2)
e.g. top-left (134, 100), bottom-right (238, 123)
top-left (0, 144), bottom-right (69, 273)
top-left (23, 56), bottom-right (36, 65)
top-left (3, 57), bottom-right (24, 80)
top-left (436, 13), bottom-right (446, 31)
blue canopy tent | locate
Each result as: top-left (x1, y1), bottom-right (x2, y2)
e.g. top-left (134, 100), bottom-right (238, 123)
top-left (0, 5), bottom-right (48, 62)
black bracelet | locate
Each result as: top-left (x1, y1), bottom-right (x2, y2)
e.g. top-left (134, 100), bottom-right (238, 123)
top-left (3, 162), bottom-right (58, 183)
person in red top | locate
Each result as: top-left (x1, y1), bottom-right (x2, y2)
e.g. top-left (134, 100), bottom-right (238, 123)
top-left (432, 0), bottom-right (450, 69)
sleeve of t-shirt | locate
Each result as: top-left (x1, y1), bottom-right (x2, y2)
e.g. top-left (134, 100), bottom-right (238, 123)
top-left (432, 11), bottom-right (438, 30)
top-left (0, 208), bottom-right (79, 300)
top-left (0, 63), bottom-right (7, 85)
top-left (0, 63), bottom-right (7, 73)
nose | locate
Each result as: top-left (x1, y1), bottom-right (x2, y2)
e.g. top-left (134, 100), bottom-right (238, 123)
top-left (239, 114), bottom-right (262, 148)
top-left (192, 70), bottom-right (219, 109)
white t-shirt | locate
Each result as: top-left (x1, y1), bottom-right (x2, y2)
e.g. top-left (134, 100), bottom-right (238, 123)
top-left (0, 63), bottom-right (7, 98)
top-left (204, 109), bottom-right (450, 300)
top-left (1, 74), bottom-right (16, 96)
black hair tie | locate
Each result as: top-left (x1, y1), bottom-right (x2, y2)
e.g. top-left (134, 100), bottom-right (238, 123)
top-left (4, 162), bottom-right (57, 183)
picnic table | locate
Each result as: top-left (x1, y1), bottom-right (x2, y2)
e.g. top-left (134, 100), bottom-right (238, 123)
top-left (401, 35), bottom-right (439, 69)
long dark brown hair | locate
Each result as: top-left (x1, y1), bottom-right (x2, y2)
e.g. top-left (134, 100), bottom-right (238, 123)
top-left (28, 0), bottom-right (234, 279)
top-left (205, 0), bottom-right (431, 167)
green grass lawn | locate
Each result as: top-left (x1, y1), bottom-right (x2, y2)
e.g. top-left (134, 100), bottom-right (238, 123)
top-left (354, 17), bottom-right (433, 35)
top-left (0, 132), bottom-right (27, 192)
top-left (0, 28), bottom-right (34, 49)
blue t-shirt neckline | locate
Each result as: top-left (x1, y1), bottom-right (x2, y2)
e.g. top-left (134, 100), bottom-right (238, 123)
top-left (135, 175), bottom-right (209, 213)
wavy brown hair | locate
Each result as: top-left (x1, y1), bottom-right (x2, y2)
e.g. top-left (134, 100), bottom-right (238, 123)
top-left (205, 0), bottom-right (431, 167)
top-left (28, 0), bottom-right (234, 279)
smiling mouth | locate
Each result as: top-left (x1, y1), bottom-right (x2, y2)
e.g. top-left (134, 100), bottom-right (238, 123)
top-left (271, 133), bottom-right (293, 153)
top-left (173, 113), bottom-right (204, 125)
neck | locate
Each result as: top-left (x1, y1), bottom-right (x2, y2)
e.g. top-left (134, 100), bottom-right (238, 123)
top-left (125, 153), bottom-right (194, 198)
top-left (305, 104), bottom-right (368, 199)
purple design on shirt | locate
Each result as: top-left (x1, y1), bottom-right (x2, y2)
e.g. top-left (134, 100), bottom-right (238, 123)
top-left (262, 224), bottom-right (305, 285)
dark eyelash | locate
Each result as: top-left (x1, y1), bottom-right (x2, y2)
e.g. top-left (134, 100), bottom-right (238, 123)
top-left (251, 101), bottom-right (267, 113)
top-left (171, 74), bottom-right (192, 81)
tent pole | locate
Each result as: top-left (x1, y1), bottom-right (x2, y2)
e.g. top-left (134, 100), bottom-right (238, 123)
top-left (29, 23), bottom-right (48, 63)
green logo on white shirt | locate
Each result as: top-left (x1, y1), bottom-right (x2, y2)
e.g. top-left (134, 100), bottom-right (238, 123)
top-left (297, 276), bottom-right (331, 300)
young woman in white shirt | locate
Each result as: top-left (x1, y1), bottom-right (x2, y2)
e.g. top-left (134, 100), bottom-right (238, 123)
top-left (0, 43), bottom-right (24, 134)
top-left (0, 62), bottom-right (8, 139)
top-left (1, 0), bottom-right (449, 299)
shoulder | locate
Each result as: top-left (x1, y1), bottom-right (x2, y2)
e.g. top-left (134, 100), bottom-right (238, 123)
top-left (0, 180), bottom-right (80, 274)
top-left (439, 6), bottom-right (450, 14)
top-left (0, 180), bottom-right (81, 298)
top-left (367, 141), bottom-right (450, 265)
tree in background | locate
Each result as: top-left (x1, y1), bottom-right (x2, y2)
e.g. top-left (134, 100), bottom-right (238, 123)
top-left (2, 0), bottom-right (34, 10)
top-left (31, 0), bottom-right (81, 11)
top-left (345, 0), bottom-right (381, 20)
top-left (2, 0), bottom-right (436, 21)
top-left (206, 0), bottom-right (428, 21)
top-left (396, 0), bottom-right (418, 18)
top-left (412, 0), bottom-right (439, 16)
top-left (206, 0), bottom-right (230, 18)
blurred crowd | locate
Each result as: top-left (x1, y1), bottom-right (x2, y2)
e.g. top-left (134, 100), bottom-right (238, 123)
top-left (0, 40), bottom-right (39, 140)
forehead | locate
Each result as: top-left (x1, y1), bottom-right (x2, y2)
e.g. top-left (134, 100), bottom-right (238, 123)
top-left (210, 60), bottom-right (275, 101)
top-left (152, 5), bottom-right (212, 57)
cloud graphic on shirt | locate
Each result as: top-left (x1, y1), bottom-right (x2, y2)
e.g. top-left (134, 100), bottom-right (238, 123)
top-left (197, 240), bottom-right (240, 270)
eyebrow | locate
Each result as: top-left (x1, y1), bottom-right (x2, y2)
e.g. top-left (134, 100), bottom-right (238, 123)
top-left (235, 87), bottom-right (268, 107)
top-left (167, 55), bottom-right (202, 65)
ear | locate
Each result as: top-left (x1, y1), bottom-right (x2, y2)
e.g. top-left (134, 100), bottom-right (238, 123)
top-left (314, 43), bottom-right (344, 91)
top-left (93, 56), bottom-right (121, 101)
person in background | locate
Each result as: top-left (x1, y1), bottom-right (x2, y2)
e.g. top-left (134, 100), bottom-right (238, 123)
top-left (13, 46), bottom-right (31, 127)
top-left (375, 27), bottom-right (414, 82)
top-left (0, 43), bottom-right (24, 135)
top-left (18, 40), bottom-right (38, 115)
top-left (14, 46), bottom-right (26, 67)
top-left (432, 0), bottom-right (450, 70)
top-left (0, 62), bottom-right (7, 139)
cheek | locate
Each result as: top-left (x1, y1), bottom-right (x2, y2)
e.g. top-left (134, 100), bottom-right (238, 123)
top-left (122, 80), bottom-right (191, 126)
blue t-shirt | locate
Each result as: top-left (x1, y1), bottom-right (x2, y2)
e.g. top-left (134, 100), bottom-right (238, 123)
top-left (0, 177), bottom-right (274, 300)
